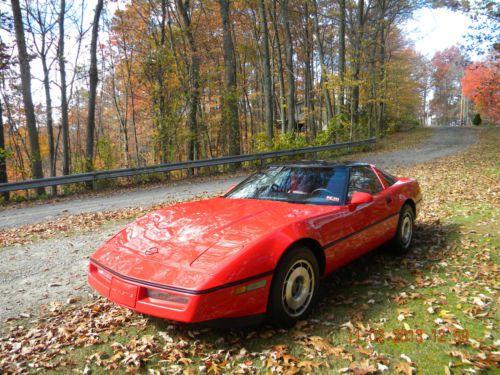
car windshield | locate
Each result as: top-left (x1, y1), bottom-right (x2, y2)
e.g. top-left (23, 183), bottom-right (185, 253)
top-left (225, 166), bottom-right (348, 205)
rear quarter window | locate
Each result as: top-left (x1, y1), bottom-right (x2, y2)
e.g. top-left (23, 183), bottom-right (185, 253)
top-left (378, 169), bottom-right (397, 186)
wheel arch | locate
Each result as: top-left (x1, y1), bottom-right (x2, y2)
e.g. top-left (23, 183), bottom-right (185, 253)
top-left (278, 238), bottom-right (326, 277)
top-left (403, 198), bottom-right (416, 215)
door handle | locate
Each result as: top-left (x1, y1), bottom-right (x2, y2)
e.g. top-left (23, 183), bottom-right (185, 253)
top-left (385, 197), bottom-right (393, 204)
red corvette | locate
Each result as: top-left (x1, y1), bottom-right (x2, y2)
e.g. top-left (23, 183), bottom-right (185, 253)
top-left (88, 162), bottom-right (421, 326)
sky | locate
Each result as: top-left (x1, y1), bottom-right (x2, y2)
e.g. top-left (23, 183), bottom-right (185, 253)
top-left (403, 7), bottom-right (473, 59)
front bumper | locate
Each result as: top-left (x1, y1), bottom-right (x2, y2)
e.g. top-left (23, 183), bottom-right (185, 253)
top-left (87, 261), bottom-right (272, 323)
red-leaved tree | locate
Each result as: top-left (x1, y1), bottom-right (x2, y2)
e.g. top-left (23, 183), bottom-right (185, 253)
top-left (461, 61), bottom-right (500, 124)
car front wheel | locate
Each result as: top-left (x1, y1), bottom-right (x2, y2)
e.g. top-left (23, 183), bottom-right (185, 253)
top-left (268, 246), bottom-right (319, 327)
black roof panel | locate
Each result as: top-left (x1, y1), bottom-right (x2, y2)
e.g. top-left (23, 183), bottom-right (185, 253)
top-left (267, 160), bottom-right (370, 168)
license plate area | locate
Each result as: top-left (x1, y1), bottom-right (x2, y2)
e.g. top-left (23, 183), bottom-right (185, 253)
top-left (110, 278), bottom-right (138, 307)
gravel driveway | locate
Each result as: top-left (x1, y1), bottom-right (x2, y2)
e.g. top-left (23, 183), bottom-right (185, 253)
top-left (0, 175), bottom-right (245, 230)
top-left (0, 127), bottom-right (477, 326)
top-left (358, 127), bottom-right (477, 168)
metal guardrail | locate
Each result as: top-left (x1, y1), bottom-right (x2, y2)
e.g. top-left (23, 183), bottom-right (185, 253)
top-left (0, 138), bottom-right (376, 193)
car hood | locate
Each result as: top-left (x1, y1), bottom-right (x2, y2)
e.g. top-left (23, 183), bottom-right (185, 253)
top-left (91, 197), bottom-right (335, 288)
top-left (92, 197), bottom-right (338, 290)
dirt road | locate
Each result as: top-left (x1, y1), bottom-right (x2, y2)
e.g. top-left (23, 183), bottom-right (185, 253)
top-left (357, 127), bottom-right (477, 168)
top-left (0, 127), bottom-right (477, 326)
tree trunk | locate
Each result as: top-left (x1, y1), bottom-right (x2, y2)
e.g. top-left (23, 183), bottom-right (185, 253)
top-left (110, 58), bottom-right (130, 166)
top-left (219, 0), bottom-right (240, 156)
top-left (258, 0), bottom-right (273, 146)
top-left (338, 0), bottom-right (346, 115)
top-left (11, 0), bottom-right (44, 195)
top-left (367, 31), bottom-right (377, 137)
top-left (27, 1), bottom-right (56, 194)
top-left (125, 51), bottom-right (140, 165)
top-left (157, 0), bottom-right (169, 163)
top-left (0, 99), bottom-right (8, 202)
top-left (312, 0), bottom-right (333, 125)
top-left (350, 0), bottom-right (364, 141)
top-left (85, 0), bottom-right (103, 175)
top-left (377, 22), bottom-right (386, 134)
top-left (422, 82), bottom-right (427, 126)
top-left (303, 2), bottom-right (314, 137)
top-left (41, 52), bottom-right (56, 195)
top-left (176, 0), bottom-right (200, 166)
top-left (58, 0), bottom-right (70, 175)
top-left (281, 0), bottom-right (296, 133)
top-left (270, 2), bottom-right (286, 134)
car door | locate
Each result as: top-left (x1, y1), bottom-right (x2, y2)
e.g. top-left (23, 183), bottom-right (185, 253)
top-left (346, 166), bottom-right (394, 254)
top-left (317, 166), bottom-right (394, 274)
top-left (322, 166), bottom-right (384, 273)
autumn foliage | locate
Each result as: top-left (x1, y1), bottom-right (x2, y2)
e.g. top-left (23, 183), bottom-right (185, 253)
top-left (0, 0), bottom-right (438, 192)
top-left (461, 60), bottom-right (500, 124)
top-left (429, 46), bottom-right (466, 126)
top-left (4, 1), bottom-right (498, 192)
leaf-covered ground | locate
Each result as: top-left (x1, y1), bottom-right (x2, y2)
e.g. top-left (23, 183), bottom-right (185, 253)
top-left (0, 196), bottom-right (209, 248)
top-left (1, 127), bottom-right (498, 374)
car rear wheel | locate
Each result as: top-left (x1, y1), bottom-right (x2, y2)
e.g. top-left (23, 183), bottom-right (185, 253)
top-left (391, 204), bottom-right (415, 254)
top-left (268, 246), bottom-right (319, 327)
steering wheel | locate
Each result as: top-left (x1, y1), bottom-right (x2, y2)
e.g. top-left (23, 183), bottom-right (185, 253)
top-left (271, 183), bottom-right (280, 192)
top-left (311, 188), bottom-right (334, 196)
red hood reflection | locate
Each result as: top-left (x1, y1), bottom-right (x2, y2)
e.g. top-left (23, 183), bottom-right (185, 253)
top-left (91, 197), bottom-right (336, 290)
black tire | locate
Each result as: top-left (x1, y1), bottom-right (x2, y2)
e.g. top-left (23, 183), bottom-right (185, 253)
top-left (267, 246), bottom-right (320, 327)
top-left (390, 204), bottom-right (415, 254)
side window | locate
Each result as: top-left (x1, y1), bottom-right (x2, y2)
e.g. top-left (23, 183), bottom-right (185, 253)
top-left (348, 166), bottom-right (383, 197)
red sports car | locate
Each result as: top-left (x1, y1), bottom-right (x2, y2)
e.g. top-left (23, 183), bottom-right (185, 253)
top-left (88, 162), bottom-right (421, 326)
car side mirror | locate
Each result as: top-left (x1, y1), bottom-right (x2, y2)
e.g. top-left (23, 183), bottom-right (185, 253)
top-left (225, 184), bottom-right (236, 195)
top-left (349, 191), bottom-right (373, 207)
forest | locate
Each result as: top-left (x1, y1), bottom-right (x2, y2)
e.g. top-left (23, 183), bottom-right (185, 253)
top-left (0, 0), bottom-right (498, 198)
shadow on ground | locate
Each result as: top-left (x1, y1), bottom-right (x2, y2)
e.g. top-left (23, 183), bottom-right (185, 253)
top-left (146, 220), bottom-right (460, 352)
